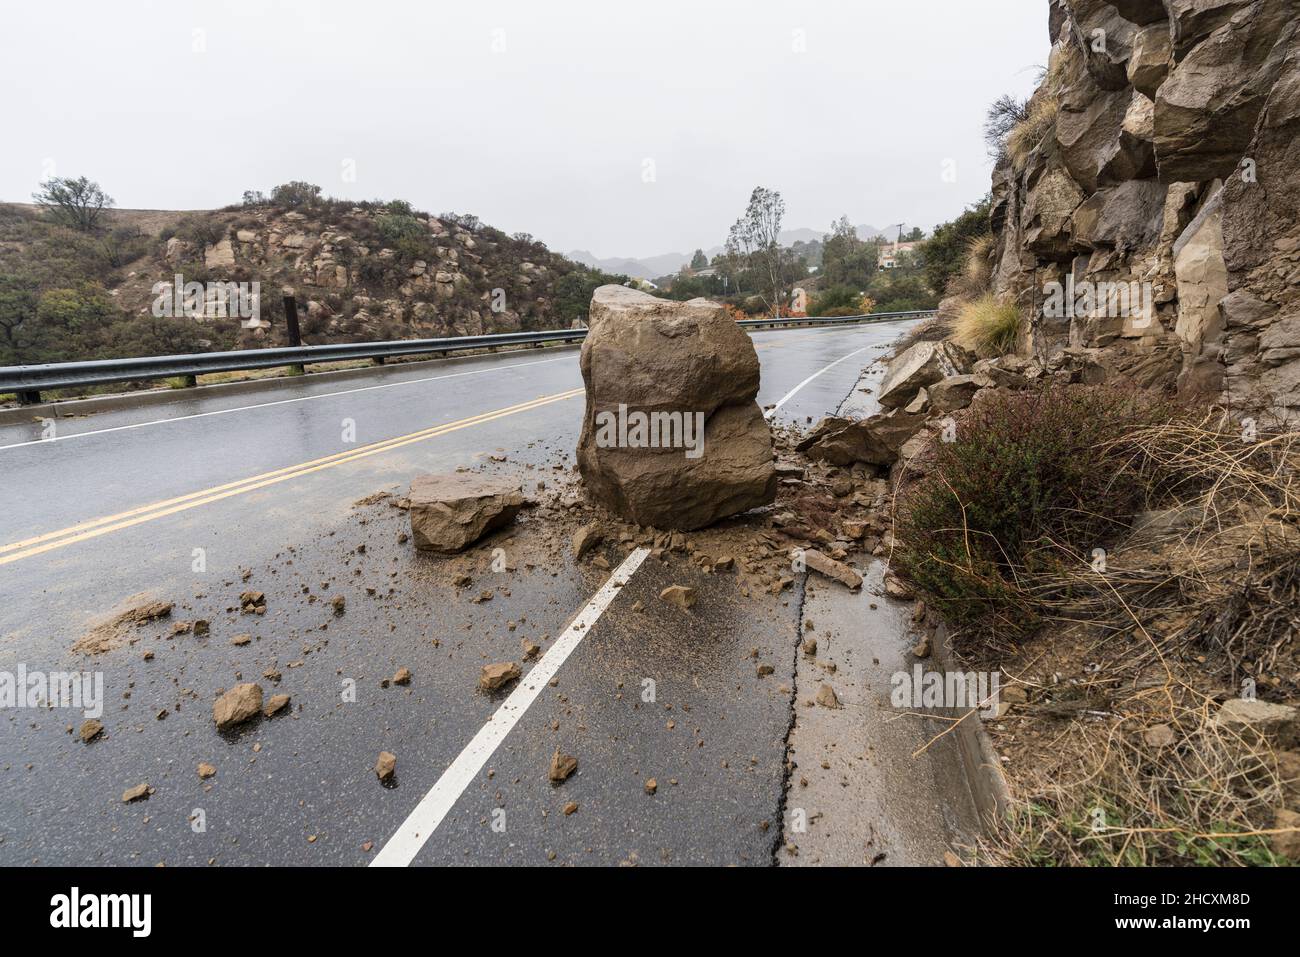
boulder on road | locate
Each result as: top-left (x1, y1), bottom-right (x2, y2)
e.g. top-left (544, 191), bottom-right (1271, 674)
top-left (408, 473), bottom-right (524, 552)
top-left (877, 340), bottom-right (971, 409)
top-left (576, 286), bottom-right (776, 530)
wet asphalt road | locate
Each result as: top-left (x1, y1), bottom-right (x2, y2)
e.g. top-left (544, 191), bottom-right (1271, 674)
top-left (0, 321), bottom-right (914, 866)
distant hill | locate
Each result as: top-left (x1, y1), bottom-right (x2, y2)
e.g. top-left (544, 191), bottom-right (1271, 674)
top-left (570, 224), bottom-right (889, 279)
top-left (0, 197), bottom-right (624, 367)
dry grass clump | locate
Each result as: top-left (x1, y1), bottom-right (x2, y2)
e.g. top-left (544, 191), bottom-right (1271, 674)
top-left (953, 294), bottom-right (1021, 357)
top-left (947, 234), bottom-right (997, 300)
top-left (1007, 94), bottom-right (1060, 169)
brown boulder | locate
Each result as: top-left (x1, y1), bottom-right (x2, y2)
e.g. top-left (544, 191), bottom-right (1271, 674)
top-left (877, 340), bottom-right (971, 409)
top-left (926, 374), bottom-right (985, 413)
top-left (576, 286), bottom-right (776, 530)
top-left (408, 473), bottom-right (524, 552)
top-left (797, 409), bottom-right (926, 467)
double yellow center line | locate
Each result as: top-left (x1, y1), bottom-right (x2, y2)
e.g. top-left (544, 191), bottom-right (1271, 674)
top-left (0, 388), bottom-right (582, 567)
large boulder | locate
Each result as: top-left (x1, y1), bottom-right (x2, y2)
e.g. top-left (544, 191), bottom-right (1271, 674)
top-left (408, 473), bottom-right (524, 551)
top-left (576, 286), bottom-right (775, 530)
top-left (877, 340), bottom-right (971, 409)
top-left (796, 410), bottom-right (926, 467)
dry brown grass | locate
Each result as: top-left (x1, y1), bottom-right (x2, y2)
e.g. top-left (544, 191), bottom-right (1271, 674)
top-left (967, 412), bottom-right (1300, 865)
top-left (953, 294), bottom-right (1021, 356)
top-left (1007, 94), bottom-right (1060, 169)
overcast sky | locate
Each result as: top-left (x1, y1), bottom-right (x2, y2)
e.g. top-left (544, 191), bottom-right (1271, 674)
top-left (1, 0), bottom-right (1049, 258)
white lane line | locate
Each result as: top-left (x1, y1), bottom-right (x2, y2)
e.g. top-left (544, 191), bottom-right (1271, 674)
top-left (764, 346), bottom-right (871, 419)
top-left (370, 546), bottom-right (651, 868)
top-left (0, 355), bottom-right (572, 453)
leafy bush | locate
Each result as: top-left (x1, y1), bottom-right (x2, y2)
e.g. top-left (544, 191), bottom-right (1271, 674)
top-left (895, 386), bottom-right (1174, 641)
top-left (809, 285), bottom-right (865, 317)
top-left (175, 215), bottom-right (225, 251)
top-left (954, 294), bottom-right (1020, 356)
top-left (923, 198), bottom-right (991, 296)
top-left (271, 181), bottom-right (322, 208)
top-left (864, 270), bottom-right (937, 312)
top-left (377, 211), bottom-right (426, 249)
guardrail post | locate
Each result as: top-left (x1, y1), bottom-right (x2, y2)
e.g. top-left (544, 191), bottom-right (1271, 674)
top-left (17, 389), bottom-right (41, 406)
top-left (282, 290), bottom-right (306, 376)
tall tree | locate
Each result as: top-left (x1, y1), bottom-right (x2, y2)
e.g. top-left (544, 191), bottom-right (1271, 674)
top-left (726, 186), bottom-right (786, 317)
top-left (32, 176), bottom-right (114, 232)
top-left (822, 215), bottom-right (877, 289)
top-left (689, 248), bottom-right (708, 270)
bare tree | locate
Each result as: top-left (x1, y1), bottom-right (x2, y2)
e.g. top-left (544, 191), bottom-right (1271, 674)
top-left (984, 95), bottom-right (1029, 162)
top-left (726, 186), bottom-right (786, 317)
top-left (32, 176), bottom-right (115, 231)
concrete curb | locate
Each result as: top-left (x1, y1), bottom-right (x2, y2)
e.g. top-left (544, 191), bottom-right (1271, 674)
top-left (930, 621), bottom-right (1012, 829)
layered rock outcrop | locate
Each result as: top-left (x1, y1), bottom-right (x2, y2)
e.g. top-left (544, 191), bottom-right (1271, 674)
top-left (993, 0), bottom-right (1300, 423)
top-left (576, 286), bottom-right (777, 529)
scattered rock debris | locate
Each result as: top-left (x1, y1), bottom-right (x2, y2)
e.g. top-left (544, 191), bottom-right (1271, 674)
top-left (213, 683), bottom-right (264, 729)
top-left (74, 599), bottom-right (173, 655)
top-left (659, 584), bottom-right (697, 610)
top-left (122, 783), bottom-right (150, 803)
top-left (479, 662), bottom-right (521, 693)
top-left (548, 749), bottom-right (578, 784)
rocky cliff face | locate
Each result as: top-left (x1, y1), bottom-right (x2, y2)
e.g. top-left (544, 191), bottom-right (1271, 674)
top-left (991, 0), bottom-right (1300, 423)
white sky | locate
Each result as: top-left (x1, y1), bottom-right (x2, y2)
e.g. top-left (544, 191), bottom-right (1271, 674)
top-left (0, 0), bottom-right (1049, 258)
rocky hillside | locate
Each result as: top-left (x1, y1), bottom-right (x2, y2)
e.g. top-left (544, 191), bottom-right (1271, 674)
top-left (0, 193), bottom-right (624, 366)
top-left (985, 0), bottom-right (1299, 423)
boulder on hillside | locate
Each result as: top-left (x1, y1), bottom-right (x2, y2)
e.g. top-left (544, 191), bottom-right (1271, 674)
top-left (797, 409), bottom-right (926, 467)
top-left (877, 340), bottom-right (971, 410)
top-left (927, 374), bottom-right (985, 413)
top-left (576, 286), bottom-right (776, 530)
top-left (408, 473), bottom-right (525, 552)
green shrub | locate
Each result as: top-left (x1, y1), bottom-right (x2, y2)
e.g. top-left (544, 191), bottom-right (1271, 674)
top-left (271, 181), bottom-right (321, 208)
top-left (895, 386), bottom-right (1174, 642)
top-left (809, 285), bottom-right (863, 317)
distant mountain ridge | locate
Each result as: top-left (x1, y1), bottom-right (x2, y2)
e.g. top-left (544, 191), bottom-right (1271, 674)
top-left (569, 224), bottom-right (887, 279)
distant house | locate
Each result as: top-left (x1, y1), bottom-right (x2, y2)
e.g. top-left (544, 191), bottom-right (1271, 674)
top-left (878, 239), bottom-right (922, 270)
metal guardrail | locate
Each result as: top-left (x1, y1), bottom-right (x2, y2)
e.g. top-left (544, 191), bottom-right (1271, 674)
top-left (0, 309), bottom-right (933, 404)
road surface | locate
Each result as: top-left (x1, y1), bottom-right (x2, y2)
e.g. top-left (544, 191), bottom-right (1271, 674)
top-left (0, 320), bottom-right (976, 866)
